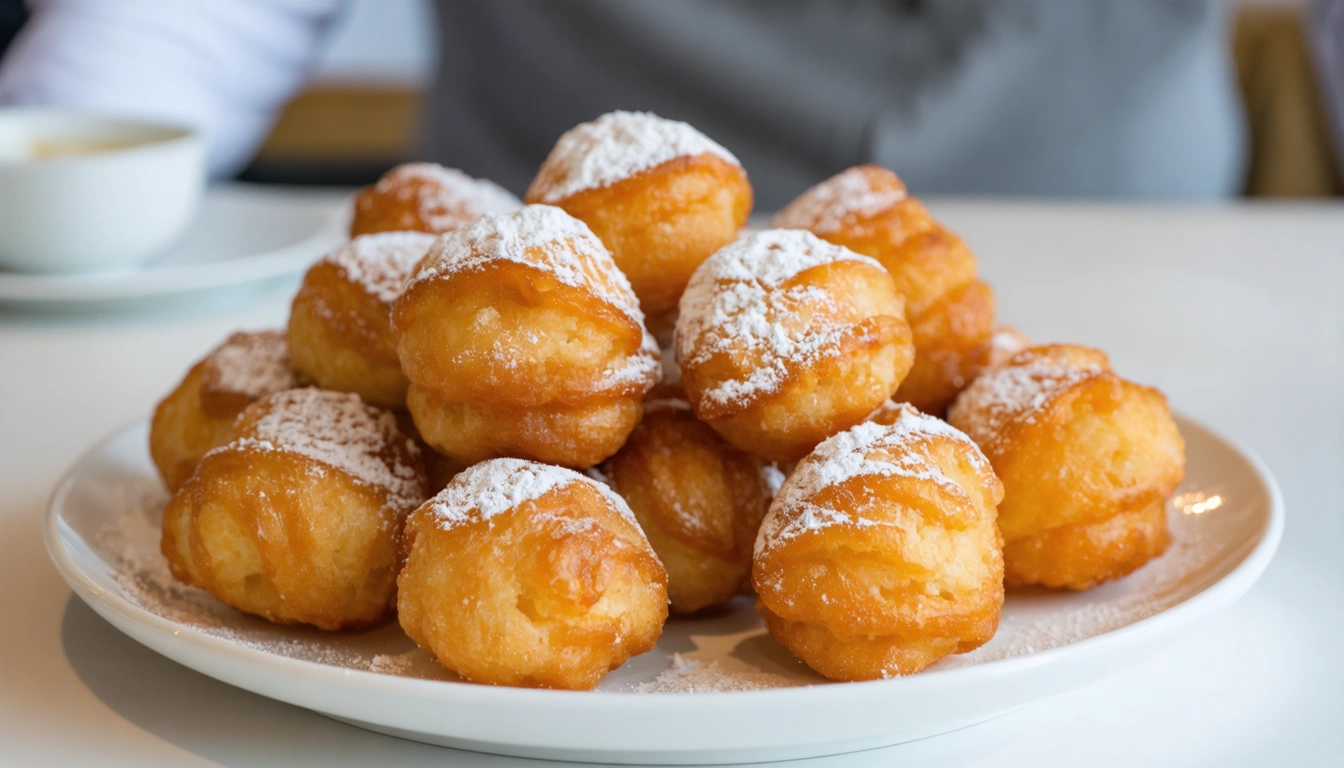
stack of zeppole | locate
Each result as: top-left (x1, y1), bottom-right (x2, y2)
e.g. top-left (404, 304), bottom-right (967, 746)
top-left (774, 165), bottom-right (996, 415)
top-left (144, 109), bottom-right (1188, 691)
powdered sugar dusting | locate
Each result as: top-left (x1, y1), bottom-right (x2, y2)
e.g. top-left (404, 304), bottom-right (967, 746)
top-left (634, 654), bottom-right (796, 693)
top-left (427, 458), bottom-right (641, 533)
top-left (221, 388), bottom-right (424, 512)
top-left (406, 205), bottom-right (647, 328)
top-left (772, 165), bottom-right (908, 235)
top-left (756, 406), bottom-right (989, 556)
top-left (676, 229), bottom-right (885, 412)
top-left (527, 111), bottom-right (740, 204)
top-left (203, 330), bottom-right (298, 399)
top-left (362, 163), bottom-right (521, 232)
top-left (760, 463), bottom-right (787, 497)
top-left (324, 231), bottom-right (437, 304)
top-left (949, 351), bottom-right (1104, 453)
top-left (987, 327), bottom-right (1030, 362)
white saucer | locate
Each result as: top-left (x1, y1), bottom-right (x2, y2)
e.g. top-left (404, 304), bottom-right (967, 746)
top-left (44, 415), bottom-right (1281, 764)
top-left (0, 184), bottom-right (347, 307)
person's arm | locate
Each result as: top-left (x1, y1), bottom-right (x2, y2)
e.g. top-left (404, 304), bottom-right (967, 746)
top-left (0, 0), bottom-right (345, 177)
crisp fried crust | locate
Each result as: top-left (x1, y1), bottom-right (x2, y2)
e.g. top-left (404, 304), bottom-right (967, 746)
top-left (601, 400), bottom-right (772, 613)
top-left (393, 207), bottom-right (659, 468)
top-left (149, 330), bottom-right (298, 493)
top-left (676, 231), bottom-right (915, 462)
top-left (406, 383), bottom-right (643, 470)
top-left (753, 405), bottom-right (1005, 680)
top-left (288, 258), bottom-right (411, 409)
top-left (775, 165), bottom-right (996, 415)
top-left (397, 462), bottom-right (668, 689)
top-left (948, 344), bottom-right (1186, 590)
top-left (529, 154), bottom-right (753, 314)
top-left (161, 390), bottom-right (428, 629)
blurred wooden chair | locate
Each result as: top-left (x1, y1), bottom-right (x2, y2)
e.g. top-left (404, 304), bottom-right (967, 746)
top-left (1234, 3), bottom-right (1342, 196)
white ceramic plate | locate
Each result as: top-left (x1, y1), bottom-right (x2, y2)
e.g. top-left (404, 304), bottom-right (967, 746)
top-left (0, 184), bottom-right (347, 307)
top-left (45, 415), bottom-right (1281, 765)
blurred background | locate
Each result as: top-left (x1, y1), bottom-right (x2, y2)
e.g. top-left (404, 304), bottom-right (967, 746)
top-left (1, 0), bottom-right (1341, 204)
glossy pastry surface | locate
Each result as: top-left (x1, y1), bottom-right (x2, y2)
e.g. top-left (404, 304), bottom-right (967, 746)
top-left (397, 458), bottom-right (667, 689)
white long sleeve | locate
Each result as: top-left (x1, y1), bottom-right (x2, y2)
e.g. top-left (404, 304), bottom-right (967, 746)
top-left (0, 0), bottom-right (345, 177)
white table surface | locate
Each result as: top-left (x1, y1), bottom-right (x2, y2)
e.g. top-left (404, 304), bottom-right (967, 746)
top-left (1, 196), bottom-right (1340, 767)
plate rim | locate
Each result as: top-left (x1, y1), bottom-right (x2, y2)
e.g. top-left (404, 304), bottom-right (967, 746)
top-left (0, 188), bottom-right (348, 303)
top-left (43, 412), bottom-right (1284, 711)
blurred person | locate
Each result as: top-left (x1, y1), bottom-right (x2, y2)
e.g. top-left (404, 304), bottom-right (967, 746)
top-left (0, 0), bottom-right (1255, 207)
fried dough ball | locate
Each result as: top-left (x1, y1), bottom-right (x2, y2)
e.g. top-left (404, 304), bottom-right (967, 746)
top-left (288, 232), bottom-right (436, 409)
top-left (754, 404), bottom-right (1004, 680)
top-left (598, 396), bottom-right (772, 614)
top-left (397, 459), bottom-right (668, 689)
top-left (405, 385), bottom-right (644, 470)
top-left (350, 163), bottom-right (521, 236)
top-left (962, 326), bottom-right (1032, 383)
top-left (525, 111), bottom-right (752, 314)
top-left (948, 344), bottom-right (1186, 590)
top-left (149, 330), bottom-right (300, 493)
top-left (393, 410), bottom-right (466, 495)
top-left (161, 389), bottom-right (428, 629)
top-left (393, 205), bottom-right (660, 468)
top-left (675, 229), bottom-right (915, 463)
top-left (774, 165), bottom-right (995, 414)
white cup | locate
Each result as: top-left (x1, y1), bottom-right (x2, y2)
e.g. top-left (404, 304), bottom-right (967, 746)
top-left (0, 109), bottom-right (207, 273)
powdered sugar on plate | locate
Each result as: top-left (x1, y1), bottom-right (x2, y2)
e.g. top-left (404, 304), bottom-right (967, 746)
top-left (633, 654), bottom-right (796, 693)
top-left (426, 457), bottom-right (642, 533)
top-left (202, 330), bottom-right (299, 399)
top-left (772, 165), bottom-right (908, 235)
top-left (526, 111), bottom-right (740, 204)
top-left (938, 497), bottom-right (1241, 668)
top-left (676, 229), bottom-right (886, 413)
top-left (220, 388), bottom-right (425, 512)
top-left (756, 405), bottom-right (990, 556)
top-left (324, 231), bottom-right (437, 304)
top-left (360, 163), bottom-right (521, 233)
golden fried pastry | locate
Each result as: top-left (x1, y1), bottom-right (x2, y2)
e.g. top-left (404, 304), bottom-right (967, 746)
top-left (753, 404), bottom-right (1004, 680)
top-left (397, 458), bottom-right (668, 689)
top-left (962, 326), bottom-right (1032, 382)
top-left (525, 111), bottom-right (752, 314)
top-left (598, 396), bottom-right (772, 613)
top-left (773, 165), bottom-right (995, 414)
top-left (161, 389), bottom-right (428, 629)
top-left (948, 344), bottom-right (1186, 590)
top-left (393, 410), bottom-right (466, 495)
top-left (149, 330), bottom-right (300, 493)
top-left (288, 232), bottom-right (436, 409)
top-left (350, 163), bottom-right (521, 236)
top-left (675, 229), bottom-right (915, 462)
top-left (393, 205), bottom-right (660, 468)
